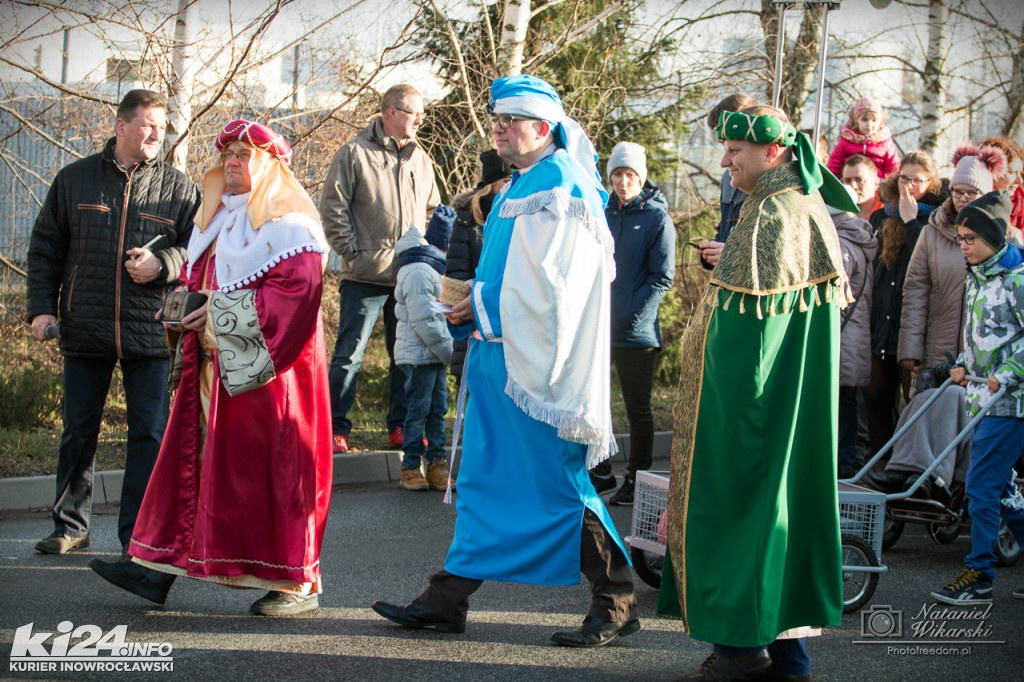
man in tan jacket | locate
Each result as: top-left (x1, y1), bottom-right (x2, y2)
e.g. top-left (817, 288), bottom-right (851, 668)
top-left (320, 84), bottom-right (440, 453)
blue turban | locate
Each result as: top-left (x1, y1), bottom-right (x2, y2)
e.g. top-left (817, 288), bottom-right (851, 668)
top-left (490, 75), bottom-right (605, 198)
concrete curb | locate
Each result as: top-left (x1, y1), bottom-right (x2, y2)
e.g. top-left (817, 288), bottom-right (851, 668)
top-left (0, 431), bottom-right (674, 513)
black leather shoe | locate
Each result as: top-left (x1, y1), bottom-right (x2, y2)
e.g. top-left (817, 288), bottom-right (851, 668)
top-left (89, 558), bottom-right (174, 605)
top-left (550, 615), bottom-right (640, 647)
top-left (862, 470), bottom-right (909, 493)
top-left (371, 600), bottom-right (466, 633)
top-left (675, 651), bottom-right (772, 681)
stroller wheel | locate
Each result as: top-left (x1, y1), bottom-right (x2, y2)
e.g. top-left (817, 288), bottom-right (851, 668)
top-left (927, 522), bottom-right (962, 544)
top-left (996, 520), bottom-right (1022, 567)
top-left (629, 546), bottom-right (663, 588)
top-left (841, 533), bottom-right (879, 613)
top-left (882, 516), bottom-right (904, 550)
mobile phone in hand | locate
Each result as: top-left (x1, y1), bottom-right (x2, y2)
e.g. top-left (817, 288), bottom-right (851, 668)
top-left (139, 234), bottom-right (169, 252)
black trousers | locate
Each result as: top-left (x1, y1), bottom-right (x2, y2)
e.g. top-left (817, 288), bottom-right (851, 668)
top-left (55, 356), bottom-right (169, 546)
top-left (592, 346), bottom-right (659, 480)
top-left (416, 509), bottom-right (636, 624)
top-left (867, 355), bottom-right (911, 456)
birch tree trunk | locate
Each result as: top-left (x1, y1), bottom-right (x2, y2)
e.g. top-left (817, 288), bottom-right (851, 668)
top-left (1003, 18), bottom-right (1024, 139)
top-left (919, 0), bottom-right (948, 154)
top-left (167, 0), bottom-right (195, 172)
top-left (498, 0), bottom-right (530, 77)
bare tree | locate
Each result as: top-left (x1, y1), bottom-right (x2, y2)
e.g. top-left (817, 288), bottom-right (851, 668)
top-left (0, 0), bottom-right (431, 268)
top-left (919, 0), bottom-right (949, 154)
top-left (498, 0), bottom-right (531, 76)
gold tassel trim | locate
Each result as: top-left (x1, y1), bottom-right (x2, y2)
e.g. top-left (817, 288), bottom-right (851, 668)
top-left (799, 287), bottom-right (809, 312)
top-left (722, 291), bottom-right (734, 311)
top-left (739, 294), bottom-right (745, 315)
top-left (755, 296), bottom-right (763, 320)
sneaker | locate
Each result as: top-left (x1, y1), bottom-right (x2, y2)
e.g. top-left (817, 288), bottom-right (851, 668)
top-left (249, 591), bottom-right (319, 616)
top-left (388, 427), bottom-right (405, 449)
top-left (426, 461), bottom-right (455, 491)
top-left (1012, 586), bottom-right (1024, 600)
top-left (931, 568), bottom-right (993, 605)
top-left (400, 466), bottom-right (429, 491)
top-left (35, 531), bottom-right (90, 554)
top-left (609, 478), bottom-right (635, 506)
top-left (589, 472), bottom-right (616, 494)
top-left (332, 433), bottom-right (349, 454)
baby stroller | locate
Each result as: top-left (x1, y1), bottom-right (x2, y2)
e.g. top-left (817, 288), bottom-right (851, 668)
top-left (844, 376), bottom-right (1020, 566)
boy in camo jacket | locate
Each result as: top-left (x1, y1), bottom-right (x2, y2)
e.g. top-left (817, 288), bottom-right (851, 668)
top-left (931, 190), bottom-right (1024, 606)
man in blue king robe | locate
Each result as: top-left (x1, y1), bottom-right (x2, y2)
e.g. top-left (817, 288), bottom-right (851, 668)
top-left (371, 74), bottom-right (639, 648)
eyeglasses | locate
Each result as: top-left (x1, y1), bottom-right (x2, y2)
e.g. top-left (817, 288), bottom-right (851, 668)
top-left (490, 114), bottom-right (537, 129)
top-left (954, 233), bottom-right (977, 246)
top-left (219, 150), bottom-right (251, 163)
top-left (897, 174), bottom-right (928, 186)
top-left (393, 106), bottom-right (425, 119)
top-left (951, 188), bottom-right (982, 201)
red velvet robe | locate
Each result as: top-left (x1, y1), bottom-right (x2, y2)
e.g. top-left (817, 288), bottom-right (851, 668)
top-left (130, 249), bottom-right (332, 586)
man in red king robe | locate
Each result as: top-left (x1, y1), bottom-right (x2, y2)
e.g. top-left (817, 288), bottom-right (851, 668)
top-left (89, 119), bottom-right (333, 616)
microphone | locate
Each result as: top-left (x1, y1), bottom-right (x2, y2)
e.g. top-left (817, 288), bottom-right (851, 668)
top-left (44, 324), bottom-right (60, 339)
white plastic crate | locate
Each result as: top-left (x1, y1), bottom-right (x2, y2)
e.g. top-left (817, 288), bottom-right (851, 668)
top-left (630, 470), bottom-right (670, 555)
top-left (837, 480), bottom-right (886, 558)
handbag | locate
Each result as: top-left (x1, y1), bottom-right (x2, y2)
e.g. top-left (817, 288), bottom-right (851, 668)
top-left (160, 291), bottom-right (208, 324)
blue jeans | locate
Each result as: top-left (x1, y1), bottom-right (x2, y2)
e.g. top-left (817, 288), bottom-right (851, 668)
top-left (400, 364), bottom-right (448, 469)
top-left (964, 416), bottom-right (1024, 579)
top-left (713, 638), bottom-right (811, 677)
top-left (328, 280), bottom-right (406, 436)
top-left (55, 356), bottom-right (169, 546)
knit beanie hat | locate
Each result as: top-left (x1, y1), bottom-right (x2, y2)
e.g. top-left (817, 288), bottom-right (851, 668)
top-left (956, 190), bottom-right (1012, 251)
top-left (853, 97), bottom-right (881, 120)
top-left (606, 142), bottom-right (647, 186)
top-left (950, 145), bottom-right (1006, 194)
top-left (477, 149), bottom-right (512, 189)
top-left (425, 204), bottom-right (456, 251)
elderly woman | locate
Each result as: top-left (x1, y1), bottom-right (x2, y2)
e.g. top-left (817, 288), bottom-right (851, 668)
top-left (867, 150), bottom-right (948, 454)
top-left (899, 146), bottom-right (1006, 377)
top-left (90, 120), bottom-right (333, 617)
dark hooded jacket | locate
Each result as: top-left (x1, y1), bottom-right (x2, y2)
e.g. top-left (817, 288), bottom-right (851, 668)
top-left (607, 181), bottom-right (675, 348)
top-left (445, 187), bottom-right (487, 378)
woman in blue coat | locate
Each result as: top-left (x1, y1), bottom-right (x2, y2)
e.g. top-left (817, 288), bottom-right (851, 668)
top-left (590, 142), bottom-right (675, 505)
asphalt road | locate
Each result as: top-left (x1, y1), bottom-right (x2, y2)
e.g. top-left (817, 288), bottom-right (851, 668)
top-left (1, 480), bottom-right (1020, 681)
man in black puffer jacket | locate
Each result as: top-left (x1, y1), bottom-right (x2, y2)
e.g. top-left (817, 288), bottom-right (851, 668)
top-left (26, 89), bottom-right (200, 556)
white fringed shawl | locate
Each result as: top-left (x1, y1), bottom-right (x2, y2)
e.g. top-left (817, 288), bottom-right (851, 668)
top-left (497, 186), bottom-right (618, 468)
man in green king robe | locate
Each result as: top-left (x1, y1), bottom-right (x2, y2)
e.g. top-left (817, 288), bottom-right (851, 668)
top-left (662, 105), bottom-right (857, 681)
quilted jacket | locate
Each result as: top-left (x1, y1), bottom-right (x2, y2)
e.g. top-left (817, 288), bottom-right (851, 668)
top-left (26, 138), bottom-right (200, 358)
